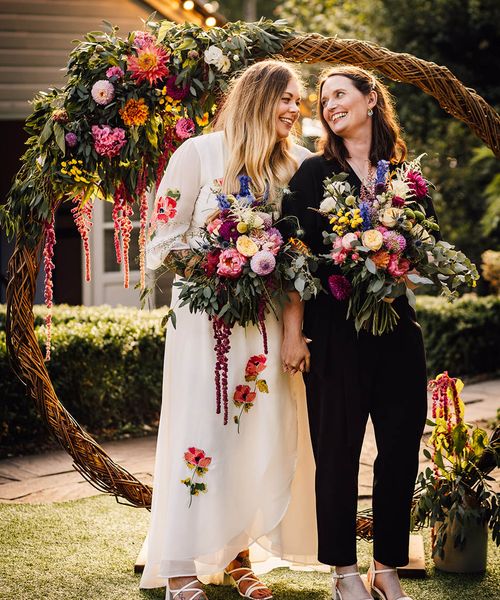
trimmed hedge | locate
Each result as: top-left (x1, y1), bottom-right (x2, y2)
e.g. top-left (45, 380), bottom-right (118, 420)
top-left (1, 296), bottom-right (499, 457)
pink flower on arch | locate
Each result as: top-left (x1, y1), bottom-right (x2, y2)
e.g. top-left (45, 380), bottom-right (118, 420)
top-left (175, 117), bottom-right (196, 140)
top-left (91, 125), bottom-right (126, 158)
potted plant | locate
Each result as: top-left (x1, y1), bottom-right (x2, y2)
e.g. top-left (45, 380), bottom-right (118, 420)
top-left (412, 372), bottom-right (500, 573)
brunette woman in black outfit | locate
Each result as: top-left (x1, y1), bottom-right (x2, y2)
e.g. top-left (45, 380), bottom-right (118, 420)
top-left (282, 66), bottom-right (433, 600)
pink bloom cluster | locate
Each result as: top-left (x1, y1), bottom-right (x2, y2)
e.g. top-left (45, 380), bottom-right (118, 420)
top-left (106, 66), bottom-right (124, 80)
top-left (175, 117), bottom-right (195, 140)
top-left (331, 232), bottom-right (361, 265)
top-left (91, 125), bottom-right (126, 158)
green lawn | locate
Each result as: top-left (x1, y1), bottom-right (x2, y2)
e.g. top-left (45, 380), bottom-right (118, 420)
top-left (1, 495), bottom-right (499, 600)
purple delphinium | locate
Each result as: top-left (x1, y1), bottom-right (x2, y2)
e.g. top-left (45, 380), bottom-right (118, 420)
top-left (375, 159), bottom-right (390, 194)
top-left (328, 274), bottom-right (352, 301)
top-left (359, 201), bottom-right (372, 231)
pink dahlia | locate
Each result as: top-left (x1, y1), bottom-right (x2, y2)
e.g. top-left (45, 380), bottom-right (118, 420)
top-left (387, 254), bottom-right (411, 277)
top-left (406, 170), bottom-right (428, 198)
top-left (127, 43), bottom-right (169, 86)
top-left (91, 125), bottom-right (126, 158)
top-left (106, 66), bottom-right (124, 80)
top-left (328, 274), bottom-right (352, 301)
top-left (250, 250), bottom-right (276, 276)
top-left (383, 230), bottom-right (407, 253)
top-left (91, 80), bottom-right (115, 105)
top-left (217, 248), bottom-right (246, 278)
top-left (175, 117), bottom-right (196, 140)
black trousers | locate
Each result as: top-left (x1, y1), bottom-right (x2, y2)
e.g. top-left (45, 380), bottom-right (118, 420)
top-left (303, 295), bottom-right (428, 567)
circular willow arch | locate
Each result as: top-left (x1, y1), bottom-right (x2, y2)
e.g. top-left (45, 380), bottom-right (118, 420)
top-left (6, 32), bottom-right (500, 537)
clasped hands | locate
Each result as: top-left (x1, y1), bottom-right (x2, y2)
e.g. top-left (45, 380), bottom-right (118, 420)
top-left (281, 333), bottom-right (311, 375)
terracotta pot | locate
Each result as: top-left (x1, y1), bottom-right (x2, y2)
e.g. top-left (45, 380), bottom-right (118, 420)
top-left (433, 518), bottom-right (488, 573)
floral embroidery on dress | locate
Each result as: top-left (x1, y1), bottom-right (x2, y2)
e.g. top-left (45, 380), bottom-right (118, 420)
top-left (148, 188), bottom-right (180, 241)
top-left (181, 446), bottom-right (212, 507)
top-left (233, 355), bottom-right (268, 433)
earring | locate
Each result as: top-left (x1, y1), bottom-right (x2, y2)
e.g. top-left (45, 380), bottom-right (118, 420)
top-left (368, 108), bottom-right (374, 117)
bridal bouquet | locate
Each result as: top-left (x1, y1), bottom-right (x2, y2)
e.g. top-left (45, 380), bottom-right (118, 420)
top-left (317, 157), bottom-right (479, 335)
top-left (165, 175), bottom-right (320, 423)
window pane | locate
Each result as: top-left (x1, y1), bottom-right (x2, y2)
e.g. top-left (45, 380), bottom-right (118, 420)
top-left (103, 201), bottom-right (114, 223)
top-left (129, 227), bottom-right (140, 272)
top-left (104, 229), bottom-right (121, 272)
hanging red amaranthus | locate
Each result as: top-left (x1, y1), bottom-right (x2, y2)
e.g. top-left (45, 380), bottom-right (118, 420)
top-left (136, 166), bottom-right (149, 290)
top-left (112, 183), bottom-right (134, 288)
top-left (71, 194), bottom-right (93, 282)
top-left (258, 300), bottom-right (268, 355)
top-left (43, 210), bottom-right (56, 361)
top-left (212, 317), bottom-right (232, 425)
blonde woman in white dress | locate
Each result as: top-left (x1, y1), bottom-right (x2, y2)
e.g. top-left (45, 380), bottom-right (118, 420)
top-left (140, 61), bottom-right (317, 600)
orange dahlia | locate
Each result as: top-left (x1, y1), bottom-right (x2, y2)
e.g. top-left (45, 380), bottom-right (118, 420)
top-left (119, 98), bottom-right (149, 126)
top-left (371, 249), bottom-right (391, 269)
top-left (127, 43), bottom-right (169, 86)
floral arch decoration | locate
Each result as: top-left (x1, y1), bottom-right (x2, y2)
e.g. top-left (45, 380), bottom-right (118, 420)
top-left (2, 19), bottom-right (499, 537)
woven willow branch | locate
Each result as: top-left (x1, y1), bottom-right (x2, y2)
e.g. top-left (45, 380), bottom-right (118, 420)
top-left (283, 34), bottom-right (500, 158)
top-left (5, 33), bottom-right (499, 538)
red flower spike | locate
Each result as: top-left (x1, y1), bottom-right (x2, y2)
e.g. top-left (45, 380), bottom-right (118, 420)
top-left (71, 194), bottom-right (93, 282)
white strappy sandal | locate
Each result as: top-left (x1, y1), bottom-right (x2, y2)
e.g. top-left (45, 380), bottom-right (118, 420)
top-left (367, 559), bottom-right (413, 600)
top-left (331, 570), bottom-right (372, 600)
top-left (224, 566), bottom-right (273, 599)
top-left (167, 578), bottom-right (207, 600)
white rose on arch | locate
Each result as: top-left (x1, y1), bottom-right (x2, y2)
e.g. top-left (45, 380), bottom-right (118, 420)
top-left (204, 45), bottom-right (223, 65)
top-left (217, 54), bottom-right (231, 73)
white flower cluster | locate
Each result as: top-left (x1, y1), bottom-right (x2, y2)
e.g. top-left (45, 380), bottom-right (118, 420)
top-left (204, 45), bottom-right (231, 73)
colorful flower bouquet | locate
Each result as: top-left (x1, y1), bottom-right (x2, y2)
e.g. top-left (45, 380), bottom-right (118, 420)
top-left (317, 157), bottom-right (479, 335)
top-left (161, 175), bottom-right (321, 424)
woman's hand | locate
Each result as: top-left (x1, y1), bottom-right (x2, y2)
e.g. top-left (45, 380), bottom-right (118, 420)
top-left (281, 332), bottom-right (311, 375)
top-left (281, 291), bottom-right (310, 374)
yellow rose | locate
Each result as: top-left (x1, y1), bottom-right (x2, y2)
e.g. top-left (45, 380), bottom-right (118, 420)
top-left (379, 207), bottom-right (403, 228)
top-left (361, 229), bottom-right (384, 251)
top-left (236, 235), bottom-right (259, 257)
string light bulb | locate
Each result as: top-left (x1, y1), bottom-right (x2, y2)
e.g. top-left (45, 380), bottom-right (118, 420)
top-left (205, 16), bottom-right (216, 27)
top-left (183, 0), bottom-right (195, 10)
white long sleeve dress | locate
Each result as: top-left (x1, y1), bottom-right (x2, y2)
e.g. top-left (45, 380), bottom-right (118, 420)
top-left (140, 131), bottom-right (317, 588)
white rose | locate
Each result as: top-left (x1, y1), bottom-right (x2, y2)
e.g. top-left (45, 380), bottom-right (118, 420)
top-left (361, 229), bottom-right (384, 251)
top-left (217, 55), bottom-right (231, 73)
top-left (379, 207), bottom-right (403, 228)
top-left (391, 179), bottom-right (411, 199)
top-left (204, 45), bottom-right (223, 65)
top-left (320, 197), bottom-right (337, 212)
top-left (342, 232), bottom-right (358, 249)
top-left (327, 181), bottom-right (347, 196)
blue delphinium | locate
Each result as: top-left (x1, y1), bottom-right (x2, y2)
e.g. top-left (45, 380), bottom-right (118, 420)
top-left (216, 193), bottom-right (231, 210)
top-left (359, 201), bottom-right (372, 231)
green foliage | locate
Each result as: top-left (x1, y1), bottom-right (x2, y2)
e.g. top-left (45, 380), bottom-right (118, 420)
top-left (0, 305), bottom-right (165, 458)
top-left (417, 295), bottom-right (500, 378)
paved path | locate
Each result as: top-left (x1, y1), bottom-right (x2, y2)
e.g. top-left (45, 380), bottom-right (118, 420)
top-left (1, 379), bottom-right (498, 504)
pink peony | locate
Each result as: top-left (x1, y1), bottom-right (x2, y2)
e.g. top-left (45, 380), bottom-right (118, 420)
top-left (250, 250), bottom-right (276, 275)
top-left (387, 254), bottom-right (411, 277)
top-left (383, 230), bottom-right (407, 253)
top-left (341, 232), bottom-right (358, 249)
top-left (328, 274), bottom-right (352, 301)
top-left (91, 80), bottom-right (115, 105)
top-left (91, 125), bottom-right (126, 158)
top-left (261, 227), bottom-right (283, 256)
top-left (332, 248), bottom-right (348, 265)
top-left (175, 117), bottom-right (196, 140)
top-left (217, 248), bottom-right (246, 278)
top-left (406, 170), bottom-right (428, 198)
top-left (106, 66), bottom-right (124, 80)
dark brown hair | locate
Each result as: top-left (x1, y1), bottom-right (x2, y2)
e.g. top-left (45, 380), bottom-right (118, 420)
top-left (317, 65), bottom-right (407, 167)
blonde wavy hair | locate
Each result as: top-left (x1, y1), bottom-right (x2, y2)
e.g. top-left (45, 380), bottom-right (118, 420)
top-left (213, 60), bottom-right (301, 200)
